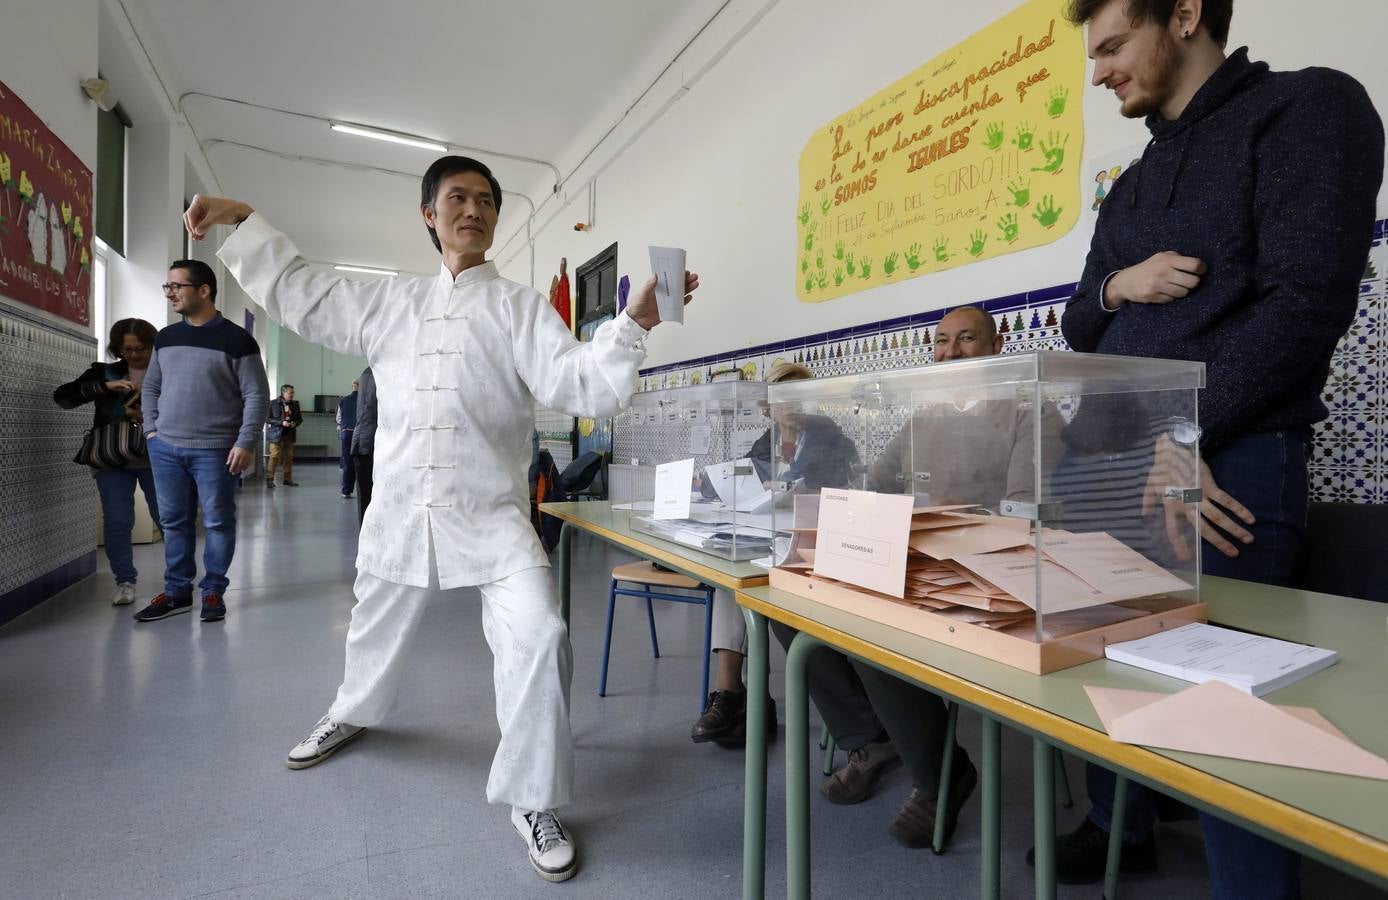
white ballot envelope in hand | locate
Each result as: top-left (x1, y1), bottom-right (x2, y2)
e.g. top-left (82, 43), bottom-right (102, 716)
top-left (648, 246), bottom-right (687, 325)
top-left (814, 489), bottom-right (915, 598)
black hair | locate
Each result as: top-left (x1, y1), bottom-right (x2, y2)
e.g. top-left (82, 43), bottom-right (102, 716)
top-left (169, 258), bottom-right (218, 302)
top-left (420, 155), bottom-right (503, 253)
top-left (107, 318), bottom-right (157, 360)
top-left (1066, 0), bottom-right (1233, 47)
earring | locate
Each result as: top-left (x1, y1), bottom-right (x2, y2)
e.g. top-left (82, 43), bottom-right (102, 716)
top-left (1182, 29), bottom-right (1191, 37)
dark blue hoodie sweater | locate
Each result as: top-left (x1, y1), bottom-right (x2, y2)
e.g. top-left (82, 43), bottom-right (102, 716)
top-left (1062, 48), bottom-right (1384, 452)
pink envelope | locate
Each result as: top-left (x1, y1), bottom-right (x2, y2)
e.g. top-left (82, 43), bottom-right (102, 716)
top-left (1085, 681), bottom-right (1388, 780)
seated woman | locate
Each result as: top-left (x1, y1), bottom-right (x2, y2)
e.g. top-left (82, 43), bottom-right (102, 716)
top-left (690, 361), bottom-right (858, 746)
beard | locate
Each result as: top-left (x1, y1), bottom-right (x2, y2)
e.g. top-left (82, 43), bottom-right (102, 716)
top-left (1121, 29), bottom-right (1181, 118)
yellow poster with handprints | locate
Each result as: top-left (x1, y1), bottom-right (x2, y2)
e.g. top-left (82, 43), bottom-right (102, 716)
top-left (796, 0), bottom-right (1085, 302)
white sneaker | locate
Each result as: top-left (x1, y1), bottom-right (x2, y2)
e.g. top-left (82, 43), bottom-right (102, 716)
top-left (286, 714), bottom-right (365, 770)
top-left (512, 807), bottom-right (577, 883)
top-left (112, 583), bottom-right (137, 606)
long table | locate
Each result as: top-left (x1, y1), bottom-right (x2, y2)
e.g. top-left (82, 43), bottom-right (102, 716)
top-left (735, 577), bottom-right (1388, 899)
top-left (540, 500), bottom-right (769, 623)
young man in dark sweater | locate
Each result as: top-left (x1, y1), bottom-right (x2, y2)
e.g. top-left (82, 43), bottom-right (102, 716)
top-left (134, 259), bottom-right (268, 624)
top-left (1047, 1), bottom-right (1383, 897)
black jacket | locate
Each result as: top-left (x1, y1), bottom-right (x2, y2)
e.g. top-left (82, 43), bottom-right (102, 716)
top-left (1063, 49), bottom-right (1384, 451)
top-left (266, 398), bottom-right (303, 444)
top-left (54, 360), bottom-right (140, 431)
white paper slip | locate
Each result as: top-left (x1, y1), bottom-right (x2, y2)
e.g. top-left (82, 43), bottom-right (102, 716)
top-left (653, 458), bottom-right (696, 520)
top-left (648, 246), bottom-right (687, 325)
top-left (689, 425), bottom-right (711, 456)
top-left (1104, 622), bottom-right (1339, 697)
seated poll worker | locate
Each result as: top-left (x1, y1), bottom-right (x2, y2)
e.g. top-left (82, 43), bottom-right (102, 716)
top-left (691, 361), bottom-right (859, 746)
top-left (770, 306), bottom-right (1062, 848)
top-left (181, 155), bottom-right (698, 885)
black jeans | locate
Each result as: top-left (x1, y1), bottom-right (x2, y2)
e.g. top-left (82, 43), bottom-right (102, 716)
top-left (770, 620), bottom-right (964, 793)
top-left (353, 453), bottom-right (373, 524)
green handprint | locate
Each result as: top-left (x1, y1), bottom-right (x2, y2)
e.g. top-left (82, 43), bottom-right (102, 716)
top-left (834, 240), bottom-right (845, 261)
top-left (1032, 132), bottom-right (1069, 174)
top-left (804, 221), bottom-right (816, 251)
top-left (845, 252), bottom-right (856, 276)
top-left (798, 204), bottom-right (811, 226)
top-left (984, 122), bottom-right (1005, 151)
top-left (1006, 176), bottom-right (1031, 208)
top-left (820, 194), bottom-right (832, 216)
top-left (1046, 86), bottom-right (1069, 119)
top-left (932, 237), bottom-right (951, 262)
top-left (804, 273), bottom-right (814, 292)
top-left (883, 251), bottom-right (900, 276)
top-left (816, 269), bottom-right (829, 290)
top-left (1032, 194), bottom-right (1064, 228)
top-left (1013, 122), bottom-right (1036, 151)
top-left (997, 213), bottom-right (1020, 244)
top-left (801, 256), bottom-right (809, 273)
top-left (905, 243), bottom-right (924, 272)
top-left (968, 230), bottom-right (988, 258)
top-left (834, 268), bottom-right (845, 287)
top-left (816, 247), bottom-right (825, 270)
top-left (859, 257), bottom-right (873, 279)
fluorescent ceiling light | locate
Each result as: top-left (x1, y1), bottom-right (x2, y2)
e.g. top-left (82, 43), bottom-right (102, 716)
top-left (330, 122), bottom-right (447, 153)
top-left (334, 264), bottom-right (399, 277)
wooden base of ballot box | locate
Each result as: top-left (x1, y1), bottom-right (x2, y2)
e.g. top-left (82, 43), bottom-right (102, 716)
top-left (769, 567), bottom-right (1207, 674)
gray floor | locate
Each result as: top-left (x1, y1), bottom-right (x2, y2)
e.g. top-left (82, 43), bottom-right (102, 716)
top-left (1, 465), bottom-right (1382, 899)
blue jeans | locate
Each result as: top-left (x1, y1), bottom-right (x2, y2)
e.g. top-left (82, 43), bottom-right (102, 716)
top-left (148, 438), bottom-right (239, 598)
top-left (1087, 430), bottom-right (1310, 899)
top-left (340, 430), bottom-right (356, 494)
top-left (94, 467), bottom-right (160, 585)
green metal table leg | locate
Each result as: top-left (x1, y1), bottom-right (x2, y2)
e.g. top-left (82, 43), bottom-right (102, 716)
top-left (1034, 739), bottom-right (1057, 900)
top-left (557, 522), bottom-right (573, 628)
top-left (1104, 774), bottom-right (1130, 900)
top-left (981, 715), bottom-right (1001, 900)
top-left (932, 701), bottom-right (961, 854)
top-left (821, 732), bottom-right (836, 777)
top-left (741, 607), bottom-right (769, 900)
top-left (785, 631), bottom-right (823, 900)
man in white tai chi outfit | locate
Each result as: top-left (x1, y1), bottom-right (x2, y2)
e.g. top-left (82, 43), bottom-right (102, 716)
top-left (183, 155), bottom-right (697, 884)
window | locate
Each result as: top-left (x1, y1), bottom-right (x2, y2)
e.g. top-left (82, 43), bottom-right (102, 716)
top-left (95, 104), bottom-right (130, 256)
top-left (575, 242), bottom-right (618, 329)
top-left (92, 238), bottom-right (110, 354)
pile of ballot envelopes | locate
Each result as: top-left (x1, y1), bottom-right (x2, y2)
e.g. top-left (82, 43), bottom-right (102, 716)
top-left (775, 489), bottom-right (1195, 639)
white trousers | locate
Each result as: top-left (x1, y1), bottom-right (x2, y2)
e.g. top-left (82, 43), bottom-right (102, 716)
top-left (327, 564), bottom-right (574, 812)
top-left (710, 588), bottom-right (747, 655)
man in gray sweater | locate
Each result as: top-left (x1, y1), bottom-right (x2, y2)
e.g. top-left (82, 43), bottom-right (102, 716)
top-left (134, 259), bottom-right (268, 623)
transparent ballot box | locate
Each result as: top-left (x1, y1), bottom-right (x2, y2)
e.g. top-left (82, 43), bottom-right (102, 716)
top-left (612, 382), bottom-right (774, 561)
top-left (765, 351), bottom-right (1209, 674)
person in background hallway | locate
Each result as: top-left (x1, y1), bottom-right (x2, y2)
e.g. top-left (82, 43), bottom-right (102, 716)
top-left (135, 259), bottom-right (268, 624)
top-left (265, 384), bottom-right (302, 487)
top-left (183, 153), bottom-right (697, 884)
top-left (351, 367), bottom-right (376, 523)
top-left (54, 317), bottom-right (162, 606)
top-left (1045, 1), bottom-right (1385, 896)
top-left (337, 378), bottom-right (359, 498)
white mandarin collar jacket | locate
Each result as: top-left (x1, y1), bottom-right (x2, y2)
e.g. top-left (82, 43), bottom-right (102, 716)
top-left (220, 213), bottom-right (649, 588)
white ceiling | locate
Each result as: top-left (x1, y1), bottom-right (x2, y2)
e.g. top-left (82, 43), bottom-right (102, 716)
top-left (119, 0), bottom-right (728, 276)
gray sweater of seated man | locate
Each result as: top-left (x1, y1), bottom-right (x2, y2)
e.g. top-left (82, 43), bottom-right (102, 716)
top-left (144, 313), bottom-right (268, 451)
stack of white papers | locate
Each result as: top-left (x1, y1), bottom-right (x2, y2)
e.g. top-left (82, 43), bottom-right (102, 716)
top-left (1104, 622), bottom-right (1339, 696)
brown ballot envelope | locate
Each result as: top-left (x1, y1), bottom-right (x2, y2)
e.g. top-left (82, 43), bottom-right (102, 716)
top-left (1085, 681), bottom-right (1388, 780)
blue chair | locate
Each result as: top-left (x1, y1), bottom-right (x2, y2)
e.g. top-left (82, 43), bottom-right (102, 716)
top-left (600, 561), bottom-right (716, 711)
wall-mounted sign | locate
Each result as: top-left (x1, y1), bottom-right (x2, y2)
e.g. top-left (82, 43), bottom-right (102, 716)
top-left (0, 79), bottom-right (93, 326)
top-left (796, 0), bottom-right (1085, 303)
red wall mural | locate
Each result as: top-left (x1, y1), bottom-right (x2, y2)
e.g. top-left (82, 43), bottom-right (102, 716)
top-left (0, 79), bottom-right (93, 327)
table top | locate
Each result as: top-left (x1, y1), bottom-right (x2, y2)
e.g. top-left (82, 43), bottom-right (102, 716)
top-left (736, 576), bottom-right (1388, 879)
top-left (542, 501), bottom-right (770, 590)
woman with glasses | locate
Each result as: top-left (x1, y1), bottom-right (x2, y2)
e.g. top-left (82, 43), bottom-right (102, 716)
top-left (54, 318), bottom-right (162, 606)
